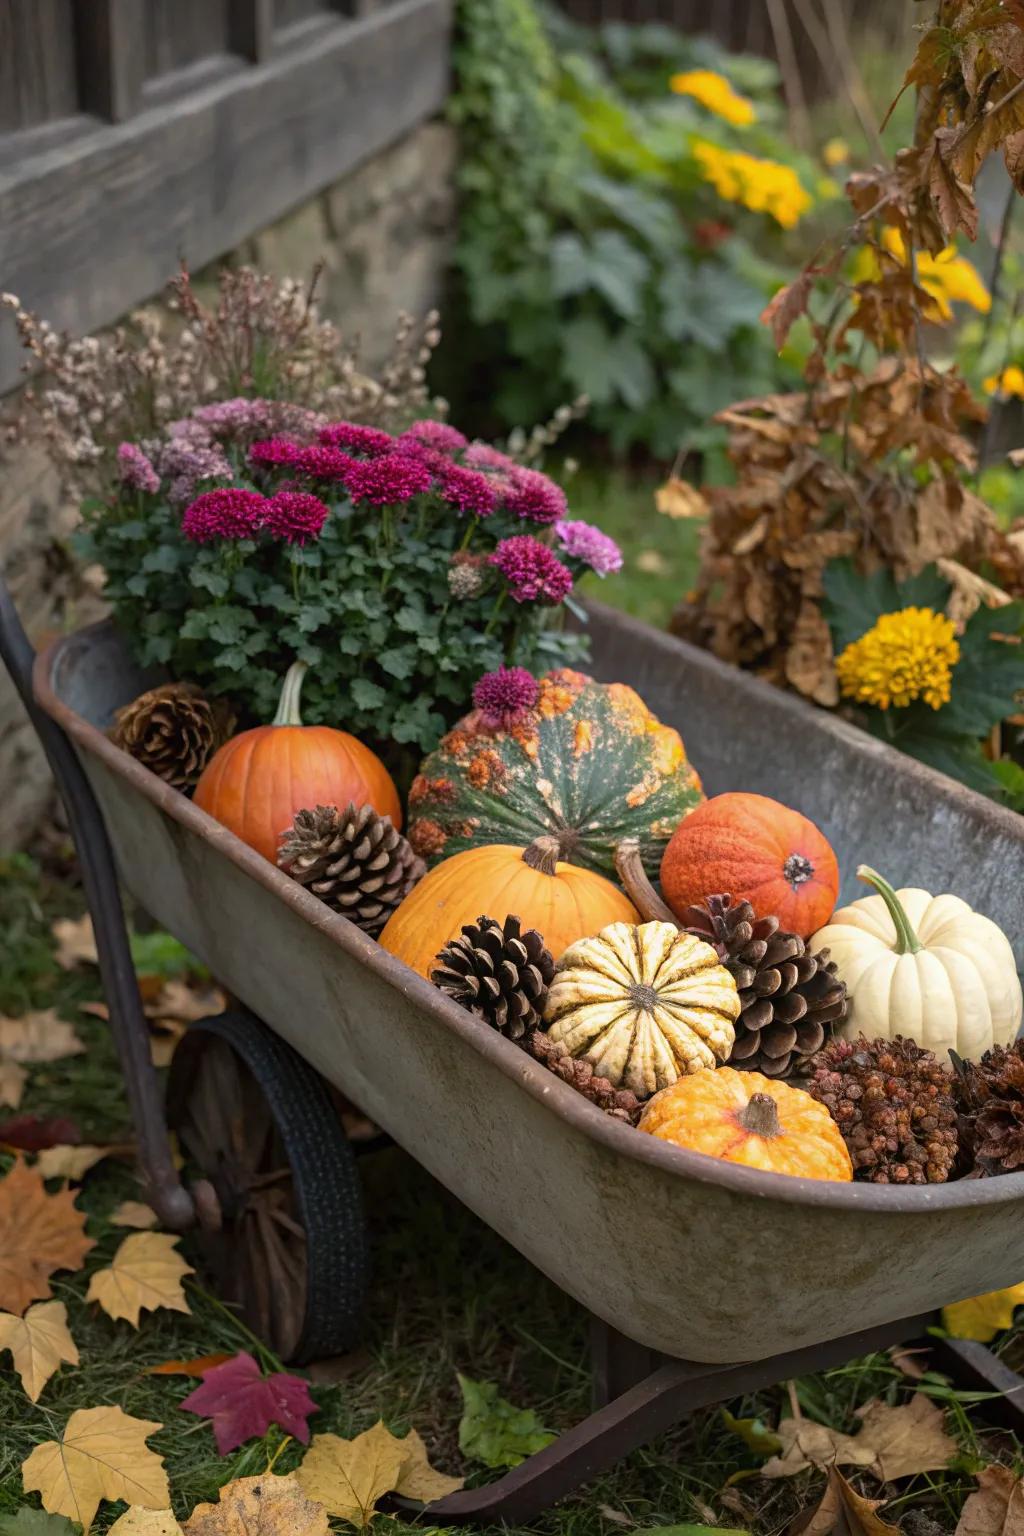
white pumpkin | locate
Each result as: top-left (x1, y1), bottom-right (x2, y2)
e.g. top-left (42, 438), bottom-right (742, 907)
top-left (811, 865), bottom-right (1022, 1064)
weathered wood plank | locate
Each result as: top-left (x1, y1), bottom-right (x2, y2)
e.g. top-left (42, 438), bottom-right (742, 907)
top-left (74, 0), bottom-right (145, 122)
top-left (143, 0), bottom-right (231, 80)
top-left (273, 0), bottom-right (332, 24)
top-left (229, 0), bottom-right (275, 61)
top-left (0, 0), bottom-right (452, 392)
top-left (0, 0), bottom-right (79, 133)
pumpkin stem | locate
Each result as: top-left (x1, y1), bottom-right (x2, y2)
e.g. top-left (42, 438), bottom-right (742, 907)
top-left (856, 864), bottom-right (922, 955)
top-left (739, 1091), bottom-right (781, 1140)
top-left (272, 661), bottom-right (309, 728)
top-left (521, 835), bottom-right (563, 877)
top-left (614, 839), bottom-right (679, 927)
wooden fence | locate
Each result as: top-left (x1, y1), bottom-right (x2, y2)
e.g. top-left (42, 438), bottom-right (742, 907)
top-left (0, 0), bottom-right (452, 392)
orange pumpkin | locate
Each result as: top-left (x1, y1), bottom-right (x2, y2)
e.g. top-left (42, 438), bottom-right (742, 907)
top-left (659, 792), bottom-right (839, 938)
top-left (379, 836), bottom-right (639, 979)
top-left (194, 661), bottom-right (401, 863)
top-left (639, 1066), bottom-right (853, 1181)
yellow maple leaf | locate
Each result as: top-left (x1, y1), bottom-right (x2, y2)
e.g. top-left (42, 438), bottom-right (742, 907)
top-left (943, 1282), bottom-right (1024, 1342)
top-left (654, 476), bottom-right (709, 520)
top-left (0, 1299), bottom-right (79, 1402)
top-left (0, 1011), bottom-right (85, 1062)
top-left (51, 915), bottom-right (99, 970)
top-left (108, 1509), bottom-right (184, 1535)
top-left (36, 1145), bottom-right (115, 1182)
top-left (392, 1427), bottom-right (464, 1503)
top-left (297, 1422), bottom-right (408, 1527)
top-left (183, 1474), bottom-right (329, 1534)
top-left (86, 1233), bottom-right (193, 1328)
top-left (21, 1405), bottom-right (169, 1534)
top-left (0, 1159), bottom-right (95, 1315)
top-left (0, 1057), bottom-right (26, 1109)
top-left (111, 1201), bottom-right (158, 1230)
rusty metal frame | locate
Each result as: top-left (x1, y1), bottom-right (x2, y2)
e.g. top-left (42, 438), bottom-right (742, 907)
top-left (5, 579), bottom-right (1024, 1524)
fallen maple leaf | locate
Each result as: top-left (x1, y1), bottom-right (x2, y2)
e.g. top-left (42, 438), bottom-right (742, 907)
top-left (655, 476), bottom-right (709, 520)
top-left (148, 1353), bottom-right (233, 1378)
top-left (183, 1474), bottom-right (329, 1535)
top-left (35, 1145), bottom-right (116, 1182)
top-left (21, 1405), bottom-right (169, 1534)
top-left (108, 1510), bottom-right (184, 1535)
top-left (761, 1418), bottom-right (876, 1480)
top-left (0, 1116), bottom-right (82, 1153)
top-left (0, 1512), bottom-right (78, 1535)
top-left (457, 1373), bottom-right (555, 1469)
top-left (0, 1159), bottom-right (94, 1315)
top-left (50, 915), bottom-right (98, 970)
top-left (86, 1233), bottom-right (193, 1327)
top-left (111, 1200), bottom-right (158, 1229)
top-left (393, 1427), bottom-right (463, 1502)
top-left (956, 1464), bottom-right (1024, 1535)
top-left (0, 1300), bottom-right (79, 1402)
top-left (790, 1466), bottom-right (899, 1535)
top-left (763, 1393), bottom-right (954, 1483)
top-left (943, 1283), bottom-right (1024, 1342)
top-left (0, 1059), bottom-right (27, 1109)
top-left (297, 1422), bottom-right (407, 1527)
top-left (151, 979), bottom-right (226, 1025)
top-left (181, 1351), bottom-right (318, 1455)
top-left (0, 1012), bottom-right (84, 1063)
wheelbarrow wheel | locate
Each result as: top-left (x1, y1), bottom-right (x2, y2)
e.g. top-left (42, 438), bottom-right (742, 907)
top-left (166, 1009), bottom-right (368, 1365)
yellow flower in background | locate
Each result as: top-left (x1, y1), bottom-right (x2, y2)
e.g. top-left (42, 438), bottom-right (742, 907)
top-left (836, 607), bottom-right (960, 712)
top-left (984, 365), bottom-right (1024, 398)
top-left (692, 140), bottom-right (811, 228)
top-left (857, 229), bottom-right (991, 322)
top-left (823, 137), bottom-right (850, 168)
top-left (670, 69), bottom-right (756, 126)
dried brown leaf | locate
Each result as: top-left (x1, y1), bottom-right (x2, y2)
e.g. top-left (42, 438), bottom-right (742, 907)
top-left (0, 1159), bottom-right (94, 1314)
top-left (0, 1058), bottom-right (27, 1110)
top-left (0, 1012), bottom-right (84, 1063)
top-left (956, 1465), bottom-right (1024, 1535)
top-left (762, 271), bottom-right (815, 350)
top-left (790, 1467), bottom-right (899, 1535)
top-left (655, 477), bottom-right (708, 520)
top-left (184, 1475), bottom-right (329, 1536)
top-left (854, 1395), bottom-right (956, 1482)
top-left (51, 915), bottom-right (98, 970)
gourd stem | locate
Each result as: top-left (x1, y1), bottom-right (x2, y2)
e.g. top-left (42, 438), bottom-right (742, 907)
top-left (272, 661), bottom-right (309, 728)
top-left (856, 864), bottom-right (922, 955)
top-left (739, 1092), bottom-right (781, 1140)
top-left (521, 835), bottom-right (563, 877)
top-left (614, 839), bottom-right (679, 927)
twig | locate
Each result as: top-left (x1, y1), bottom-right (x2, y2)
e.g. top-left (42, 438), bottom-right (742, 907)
top-left (819, 0), bottom-right (886, 159)
top-left (765, 0), bottom-right (811, 152)
top-left (787, 1379), bottom-right (803, 1421)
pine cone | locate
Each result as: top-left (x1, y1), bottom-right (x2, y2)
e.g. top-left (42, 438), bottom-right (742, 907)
top-left (527, 1030), bottom-right (641, 1124)
top-left (278, 803), bottom-right (425, 937)
top-left (432, 914), bottom-right (553, 1039)
top-left (954, 1040), bottom-right (1024, 1176)
top-left (681, 894), bottom-right (848, 1076)
top-left (805, 1035), bottom-right (958, 1184)
top-left (111, 682), bottom-right (233, 790)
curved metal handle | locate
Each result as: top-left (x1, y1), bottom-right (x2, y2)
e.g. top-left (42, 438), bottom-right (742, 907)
top-left (0, 570), bottom-right (194, 1229)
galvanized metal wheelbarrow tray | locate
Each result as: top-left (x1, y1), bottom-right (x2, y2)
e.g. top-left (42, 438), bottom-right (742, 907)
top-left (5, 578), bottom-right (1024, 1523)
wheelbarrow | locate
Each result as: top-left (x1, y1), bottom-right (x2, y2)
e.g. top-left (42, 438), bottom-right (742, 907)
top-left (4, 571), bottom-right (1024, 1524)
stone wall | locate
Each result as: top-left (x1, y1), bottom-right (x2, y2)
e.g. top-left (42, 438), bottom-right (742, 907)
top-left (0, 120), bottom-right (457, 850)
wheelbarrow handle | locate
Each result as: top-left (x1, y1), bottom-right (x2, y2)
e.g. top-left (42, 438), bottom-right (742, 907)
top-left (0, 570), bottom-right (195, 1230)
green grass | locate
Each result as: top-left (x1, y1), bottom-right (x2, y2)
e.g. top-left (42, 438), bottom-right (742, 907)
top-left (0, 854), bottom-right (1019, 1534)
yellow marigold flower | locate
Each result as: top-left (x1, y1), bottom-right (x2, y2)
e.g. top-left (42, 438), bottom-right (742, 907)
top-left (984, 364), bottom-right (1024, 398)
top-left (868, 229), bottom-right (991, 322)
top-left (692, 139), bottom-right (811, 228)
top-left (670, 69), bottom-right (756, 126)
top-left (823, 137), bottom-right (850, 168)
top-left (836, 606), bottom-right (960, 712)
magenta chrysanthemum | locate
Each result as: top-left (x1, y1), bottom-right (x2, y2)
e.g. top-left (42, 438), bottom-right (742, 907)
top-left (117, 442), bottom-right (160, 495)
top-left (249, 437), bottom-right (306, 469)
top-left (399, 419), bottom-right (468, 455)
top-left (554, 519), bottom-right (623, 575)
top-left (437, 464), bottom-right (497, 517)
top-left (490, 536), bottom-right (573, 604)
top-left (472, 666), bottom-right (540, 729)
top-left (293, 445), bottom-right (358, 480)
top-left (503, 466), bottom-right (568, 525)
top-left (318, 422), bottom-right (394, 456)
top-left (182, 488), bottom-right (267, 543)
top-left (262, 491), bottom-right (330, 545)
top-left (464, 442), bottom-right (517, 473)
top-left (344, 451), bottom-right (433, 505)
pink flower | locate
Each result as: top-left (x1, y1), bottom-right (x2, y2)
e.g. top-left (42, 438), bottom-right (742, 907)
top-left (249, 437), bottom-right (305, 469)
top-left (503, 466), bottom-right (567, 525)
top-left (262, 491), bottom-right (330, 545)
top-left (399, 420), bottom-right (468, 455)
top-left (344, 451), bottom-right (433, 505)
top-left (182, 488), bottom-right (267, 543)
top-left (117, 442), bottom-right (160, 495)
top-left (490, 536), bottom-right (573, 604)
top-left (437, 464), bottom-right (497, 517)
top-left (293, 445), bottom-right (357, 481)
top-left (554, 519), bottom-right (623, 575)
top-left (318, 422), bottom-right (394, 456)
top-left (464, 442), bottom-right (517, 473)
top-left (472, 666), bottom-right (539, 729)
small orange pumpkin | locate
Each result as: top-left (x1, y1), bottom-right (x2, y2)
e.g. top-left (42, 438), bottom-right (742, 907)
top-left (378, 836), bottom-right (639, 979)
top-left (659, 792), bottom-right (839, 938)
top-left (194, 661), bottom-right (401, 863)
top-left (639, 1066), bottom-right (853, 1181)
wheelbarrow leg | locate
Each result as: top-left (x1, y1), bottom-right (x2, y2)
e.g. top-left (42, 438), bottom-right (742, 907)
top-left (590, 1317), bottom-right (662, 1407)
top-left (0, 576), bottom-right (194, 1230)
top-left (929, 1335), bottom-right (1024, 1436)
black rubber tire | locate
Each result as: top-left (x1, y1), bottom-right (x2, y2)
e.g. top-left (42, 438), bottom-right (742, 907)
top-left (167, 1008), bottom-right (368, 1364)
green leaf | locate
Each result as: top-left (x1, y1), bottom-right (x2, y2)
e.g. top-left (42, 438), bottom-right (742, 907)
top-left (0, 1514), bottom-right (78, 1536)
top-left (659, 264), bottom-right (765, 352)
top-left (563, 316), bottom-right (616, 404)
top-left (550, 232), bottom-right (592, 298)
top-left (457, 1374), bottom-right (556, 1470)
top-left (351, 678), bottom-right (387, 710)
top-left (379, 645), bottom-right (419, 681)
top-left (612, 331), bottom-right (656, 409)
top-left (876, 726), bottom-right (1005, 798)
top-left (990, 756), bottom-right (1024, 812)
top-left (721, 1407), bottom-right (783, 1458)
top-left (822, 559), bottom-right (947, 653)
top-left (939, 602), bottom-right (1024, 738)
top-left (130, 929), bottom-right (207, 980)
top-left (587, 230), bottom-right (651, 321)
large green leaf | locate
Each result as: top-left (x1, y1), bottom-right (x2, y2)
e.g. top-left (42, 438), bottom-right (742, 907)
top-left (658, 263), bottom-right (764, 353)
top-left (0, 1514), bottom-right (78, 1536)
top-left (822, 559), bottom-right (951, 652)
top-left (938, 601), bottom-right (1024, 738)
top-left (457, 1375), bottom-right (555, 1470)
top-left (563, 315), bottom-right (616, 403)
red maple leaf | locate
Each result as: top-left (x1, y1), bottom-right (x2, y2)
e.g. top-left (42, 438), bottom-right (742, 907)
top-left (180, 1350), bottom-right (319, 1455)
top-left (0, 1114), bottom-right (82, 1152)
